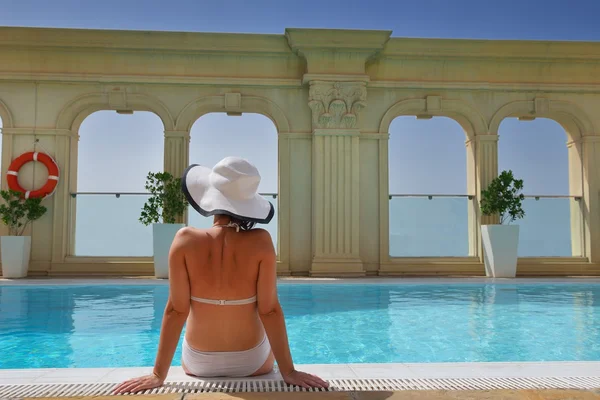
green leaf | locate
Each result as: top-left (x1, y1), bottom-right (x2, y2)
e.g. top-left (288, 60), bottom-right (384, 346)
top-left (0, 190), bottom-right (48, 235)
top-left (139, 171), bottom-right (188, 225)
top-left (480, 170), bottom-right (526, 225)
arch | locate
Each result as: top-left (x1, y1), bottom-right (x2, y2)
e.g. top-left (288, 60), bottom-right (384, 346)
top-left (378, 97), bottom-right (487, 138)
top-left (489, 99), bottom-right (595, 141)
top-left (56, 92), bottom-right (175, 132)
top-left (176, 95), bottom-right (291, 133)
top-left (0, 98), bottom-right (14, 129)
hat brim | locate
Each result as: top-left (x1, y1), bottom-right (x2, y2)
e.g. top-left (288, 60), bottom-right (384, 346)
top-left (182, 164), bottom-right (274, 224)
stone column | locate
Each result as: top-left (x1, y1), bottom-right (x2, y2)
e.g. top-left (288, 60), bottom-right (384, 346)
top-left (473, 135), bottom-right (499, 225)
top-left (567, 138), bottom-right (584, 258)
top-left (276, 134), bottom-right (292, 275)
top-left (50, 130), bottom-right (75, 264)
top-left (164, 130), bottom-right (189, 180)
top-left (579, 136), bottom-right (600, 262)
top-left (466, 134), bottom-right (499, 259)
top-left (309, 81), bottom-right (366, 276)
top-left (164, 130), bottom-right (189, 224)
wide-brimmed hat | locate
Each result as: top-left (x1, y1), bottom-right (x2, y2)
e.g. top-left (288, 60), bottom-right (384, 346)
top-left (182, 156), bottom-right (274, 224)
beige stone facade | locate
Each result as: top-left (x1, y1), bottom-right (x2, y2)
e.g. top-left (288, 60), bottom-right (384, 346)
top-left (1, 26), bottom-right (600, 277)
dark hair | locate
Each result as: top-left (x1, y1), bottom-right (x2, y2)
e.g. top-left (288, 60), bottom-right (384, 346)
top-left (230, 216), bottom-right (256, 231)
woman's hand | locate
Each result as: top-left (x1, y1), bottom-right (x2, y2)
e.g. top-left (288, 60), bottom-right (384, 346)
top-left (282, 369), bottom-right (329, 389)
top-left (113, 374), bottom-right (164, 394)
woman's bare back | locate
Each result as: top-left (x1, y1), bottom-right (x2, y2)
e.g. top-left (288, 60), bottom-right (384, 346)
top-left (181, 225), bottom-right (274, 352)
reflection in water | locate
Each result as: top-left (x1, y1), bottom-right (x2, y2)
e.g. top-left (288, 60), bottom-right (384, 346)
top-left (0, 283), bottom-right (599, 368)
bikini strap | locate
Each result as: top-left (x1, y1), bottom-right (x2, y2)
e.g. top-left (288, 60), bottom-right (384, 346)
top-left (190, 295), bottom-right (257, 306)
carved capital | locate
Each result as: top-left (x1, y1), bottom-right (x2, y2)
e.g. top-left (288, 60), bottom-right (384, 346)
top-left (308, 81), bottom-right (367, 129)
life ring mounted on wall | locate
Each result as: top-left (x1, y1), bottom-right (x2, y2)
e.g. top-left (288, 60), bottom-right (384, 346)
top-left (7, 151), bottom-right (60, 199)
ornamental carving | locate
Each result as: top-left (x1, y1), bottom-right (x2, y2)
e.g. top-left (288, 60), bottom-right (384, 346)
top-left (308, 81), bottom-right (367, 129)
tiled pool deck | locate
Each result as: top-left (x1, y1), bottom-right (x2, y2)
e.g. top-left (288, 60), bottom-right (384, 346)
top-left (2, 361), bottom-right (600, 385)
top-left (1, 277), bottom-right (600, 398)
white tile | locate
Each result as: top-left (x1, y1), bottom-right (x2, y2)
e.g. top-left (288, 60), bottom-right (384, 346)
top-left (348, 363), bottom-right (415, 379)
top-left (348, 362), bottom-right (600, 380)
top-left (97, 367), bottom-right (154, 383)
top-left (0, 369), bottom-right (55, 379)
top-left (32, 367), bottom-right (113, 383)
top-left (0, 377), bottom-right (44, 385)
top-left (4, 361), bottom-right (600, 385)
top-left (298, 364), bottom-right (358, 379)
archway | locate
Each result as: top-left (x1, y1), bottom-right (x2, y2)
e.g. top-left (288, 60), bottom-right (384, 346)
top-left (73, 111), bottom-right (164, 257)
top-left (187, 113), bottom-right (278, 248)
top-left (388, 116), bottom-right (470, 257)
top-left (498, 117), bottom-right (576, 257)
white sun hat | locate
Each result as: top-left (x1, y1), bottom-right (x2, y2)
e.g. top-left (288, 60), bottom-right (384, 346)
top-left (182, 156), bottom-right (274, 224)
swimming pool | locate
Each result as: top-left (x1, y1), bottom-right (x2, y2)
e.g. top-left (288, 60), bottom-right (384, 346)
top-left (1, 282), bottom-right (599, 369)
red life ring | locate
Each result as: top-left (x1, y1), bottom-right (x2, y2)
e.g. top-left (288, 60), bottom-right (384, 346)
top-left (6, 152), bottom-right (59, 199)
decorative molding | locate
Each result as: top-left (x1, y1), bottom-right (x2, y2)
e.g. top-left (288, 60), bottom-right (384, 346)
top-left (0, 26), bottom-right (293, 54)
top-left (308, 81), bottom-right (367, 130)
top-left (1, 128), bottom-right (75, 137)
top-left (164, 130), bottom-right (190, 138)
top-left (279, 132), bottom-right (312, 139)
top-left (302, 74), bottom-right (370, 85)
top-left (0, 72), bottom-right (303, 87)
top-left (314, 129), bottom-right (360, 137)
top-left (464, 134), bottom-right (499, 146)
top-left (224, 93), bottom-right (242, 114)
top-left (489, 98), bottom-right (595, 140)
top-left (381, 37), bottom-right (600, 62)
top-left (286, 28), bottom-right (392, 53)
top-left (0, 98), bottom-right (14, 128)
top-left (567, 135), bottom-right (600, 147)
top-left (360, 132), bottom-right (389, 140)
top-left (378, 97), bottom-right (487, 138)
top-left (368, 80), bottom-right (600, 94)
top-left (534, 97), bottom-right (550, 115)
top-left (108, 90), bottom-right (127, 109)
top-left (56, 92), bottom-right (175, 132)
top-left (426, 95), bottom-right (442, 112)
top-left (286, 28), bottom-right (391, 75)
top-left (175, 95), bottom-right (290, 133)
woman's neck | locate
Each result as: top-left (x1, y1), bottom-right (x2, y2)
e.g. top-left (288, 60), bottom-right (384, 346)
top-left (213, 215), bottom-right (232, 226)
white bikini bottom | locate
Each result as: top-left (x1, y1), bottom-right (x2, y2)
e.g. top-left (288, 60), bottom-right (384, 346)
top-left (181, 335), bottom-right (271, 377)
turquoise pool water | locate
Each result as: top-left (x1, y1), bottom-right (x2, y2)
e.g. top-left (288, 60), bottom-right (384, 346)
top-left (1, 283), bottom-right (599, 369)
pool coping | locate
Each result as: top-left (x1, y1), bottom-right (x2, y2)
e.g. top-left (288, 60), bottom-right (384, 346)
top-left (2, 362), bottom-right (600, 386)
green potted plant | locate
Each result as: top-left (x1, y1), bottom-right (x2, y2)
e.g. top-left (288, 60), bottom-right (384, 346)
top-left (139, 172), bottom-right (188, 279)
top-left (0, 190), bottom-right (48, 278)
top-left (480, 170), bottom-right (525, 278)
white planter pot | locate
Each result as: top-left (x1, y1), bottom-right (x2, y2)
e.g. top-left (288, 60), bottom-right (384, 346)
top-left (481, 224), bottom-right (520, 278)
top-left (152, 223), bottom-right (185, 279)
top-left (1, 236), bottom-right (32, 278)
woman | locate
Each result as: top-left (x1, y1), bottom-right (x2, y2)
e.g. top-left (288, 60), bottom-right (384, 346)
top-left (114, 157), bottom-right (328, 394)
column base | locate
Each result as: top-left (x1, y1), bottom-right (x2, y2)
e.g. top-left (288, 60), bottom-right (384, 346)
top-left (310, 257), bottom-right (365, 277)
top-left (276, 261), bottom-right (292, 277)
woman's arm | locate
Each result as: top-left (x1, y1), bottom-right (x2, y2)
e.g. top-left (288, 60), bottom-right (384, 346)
top-left (255, 230), bottom-right (328, 389)
top-left (114, 229), bottom-right (191, 394)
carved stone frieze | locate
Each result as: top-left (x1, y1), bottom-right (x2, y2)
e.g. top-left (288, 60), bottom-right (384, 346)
top-left (308, 81), bottom-right (367, 129)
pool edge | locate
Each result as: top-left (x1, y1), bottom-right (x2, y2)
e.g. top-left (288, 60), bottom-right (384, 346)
top-left (2, 361), bottom-right (600, 385)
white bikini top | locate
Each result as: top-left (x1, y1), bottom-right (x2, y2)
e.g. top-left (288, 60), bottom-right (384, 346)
top-left (190, 295), bottom-right (257, 306)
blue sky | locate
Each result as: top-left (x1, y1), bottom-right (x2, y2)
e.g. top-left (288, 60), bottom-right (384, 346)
top-left (1, 0), bottom-right (593, 198)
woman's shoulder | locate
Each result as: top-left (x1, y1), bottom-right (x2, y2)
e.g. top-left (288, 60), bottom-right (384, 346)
top-left (244, 228), bottom-right (275, 252)
top-left (247, 227), bottom-right (272, 240)
top-left (173, 226), bottom-right (210, 245)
